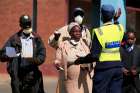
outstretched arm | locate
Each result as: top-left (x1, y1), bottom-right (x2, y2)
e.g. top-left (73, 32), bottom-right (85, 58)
top-left (75, 33), bottom-right (101, 64)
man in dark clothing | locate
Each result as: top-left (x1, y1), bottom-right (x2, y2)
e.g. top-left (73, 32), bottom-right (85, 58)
top-left (75, 4), bottom-right (124, 93)
top-left (0, 15), bottom-right (46, 93)
top-left (121, 31), bottom-right (140, 93)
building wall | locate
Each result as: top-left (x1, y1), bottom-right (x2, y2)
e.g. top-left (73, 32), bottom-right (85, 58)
top-left (0, 0), bottom-right (68, 76)
top-left (0, 0), bottom-right (140, 75)
top-left (127, 8), bottom-right (140, 44)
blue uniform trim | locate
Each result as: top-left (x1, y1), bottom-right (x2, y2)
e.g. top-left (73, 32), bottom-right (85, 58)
top-left (105, 41), bottom-right (120, 48)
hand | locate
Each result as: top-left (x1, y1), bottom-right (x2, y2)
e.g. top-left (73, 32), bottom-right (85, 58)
top-left (74, 57), bottom-right (85, 65)
top-left (114, 8), bottom-right (121, 23)
top-left (0, 49), bottom-right (3, 56)
top-left (130, 66), bottom-right (137, 76)
top-left (131, 69), bottom-right (137, 76)
top-left (75, 54), bottom-right (95, 65)
top-left (54, 31), bottom-right (61, 41)
top-left (58, 67), bottom-right (64, 71)
top-left (122, 67), bottom-right (129, 76)
top-left (54, 63), bottom-right (64, 71)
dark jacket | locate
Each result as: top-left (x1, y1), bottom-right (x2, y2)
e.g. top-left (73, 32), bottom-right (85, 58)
top-left (120, 45), bottom-right (140, 93)
top-left (120, 45), bottom-right (140, 73)
top-left (0, 30), bottom-right (46, 93)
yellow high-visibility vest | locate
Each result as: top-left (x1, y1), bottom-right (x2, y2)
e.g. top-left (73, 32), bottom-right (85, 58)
top-left (93, 23), bottom-right (124, 62)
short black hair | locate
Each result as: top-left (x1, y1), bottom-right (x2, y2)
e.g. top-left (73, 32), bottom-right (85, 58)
top-left (73, 7), bottom-right (84, 17)
top-left (19, 15), bottom-right (31, 29)
top-left (126, 27), bottom-right (135, 35)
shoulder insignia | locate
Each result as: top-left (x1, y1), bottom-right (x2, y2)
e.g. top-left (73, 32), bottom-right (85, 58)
top-left (97, 28), bottom-right (103, 36)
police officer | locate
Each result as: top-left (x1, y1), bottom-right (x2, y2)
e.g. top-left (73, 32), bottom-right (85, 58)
top-left (0, 15), bottom-right (46, 93)
top-left (75, 4), bottom-right (124, 93)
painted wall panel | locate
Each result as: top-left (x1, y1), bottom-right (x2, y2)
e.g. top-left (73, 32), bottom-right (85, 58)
top-left (101, 0), bottom-right (126, 31)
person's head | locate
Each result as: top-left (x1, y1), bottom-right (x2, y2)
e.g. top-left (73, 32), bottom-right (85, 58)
top-left (101, 4), bottom-right (115, 23)
top-left (19, 14), bottom-right (32, 34)
top-left (73, 7), bottom-right (84, 25)
top-left (68, 22), bottom-right (81, 41)
top-left (126, 31), bottom-right (136, 46)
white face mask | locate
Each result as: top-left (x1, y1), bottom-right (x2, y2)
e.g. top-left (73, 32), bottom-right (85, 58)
top-left (74, 15), bottom-right (83, 24)
top-left (23, 28), bottom-right (32, 34)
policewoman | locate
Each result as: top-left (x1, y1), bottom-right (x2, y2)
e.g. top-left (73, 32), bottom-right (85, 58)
top-left (91, 4), bottom-right (124, 93)
top-left (75, 4), bottom-right (124, 93)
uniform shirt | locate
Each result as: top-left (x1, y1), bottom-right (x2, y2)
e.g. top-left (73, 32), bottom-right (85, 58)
top-left (91, 33), bottom-right (102, 61)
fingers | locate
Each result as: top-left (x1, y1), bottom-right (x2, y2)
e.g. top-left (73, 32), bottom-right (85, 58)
top-left (115, 8), bottom-right (121, 18)
top-left (76, 55), bottom-right (80, 58)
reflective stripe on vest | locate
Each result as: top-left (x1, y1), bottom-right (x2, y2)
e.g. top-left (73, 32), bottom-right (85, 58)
top-left (94, 24), bottom-right (124, 62)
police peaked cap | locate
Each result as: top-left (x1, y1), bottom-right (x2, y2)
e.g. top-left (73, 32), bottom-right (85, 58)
top-left (101, 4), bottom-right (115, 19)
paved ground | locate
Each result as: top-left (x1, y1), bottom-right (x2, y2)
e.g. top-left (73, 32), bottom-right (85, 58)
top-left (0, 74), bottom-right (58, 93)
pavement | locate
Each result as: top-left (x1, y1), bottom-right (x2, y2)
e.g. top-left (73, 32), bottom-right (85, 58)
top-left (0, 74), bottom-right (58, 93)
top-left (0, 63), bottom-right (59, 93)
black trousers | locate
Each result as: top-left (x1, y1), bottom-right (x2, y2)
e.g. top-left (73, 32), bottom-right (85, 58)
top-left (123, 75), bottom-right (140, 93)
top-left (19, 69), bottom-right (45, 93)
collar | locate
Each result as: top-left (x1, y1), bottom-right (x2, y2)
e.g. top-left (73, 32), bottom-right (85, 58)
top-left (103, 22), bottom-right (113, 26)
top-left (21, 33), bottom-right (34, 39)
top-left (127, 45), bottom-right (134, 52)
top-left (69, 39), bottom-right (80, 46)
